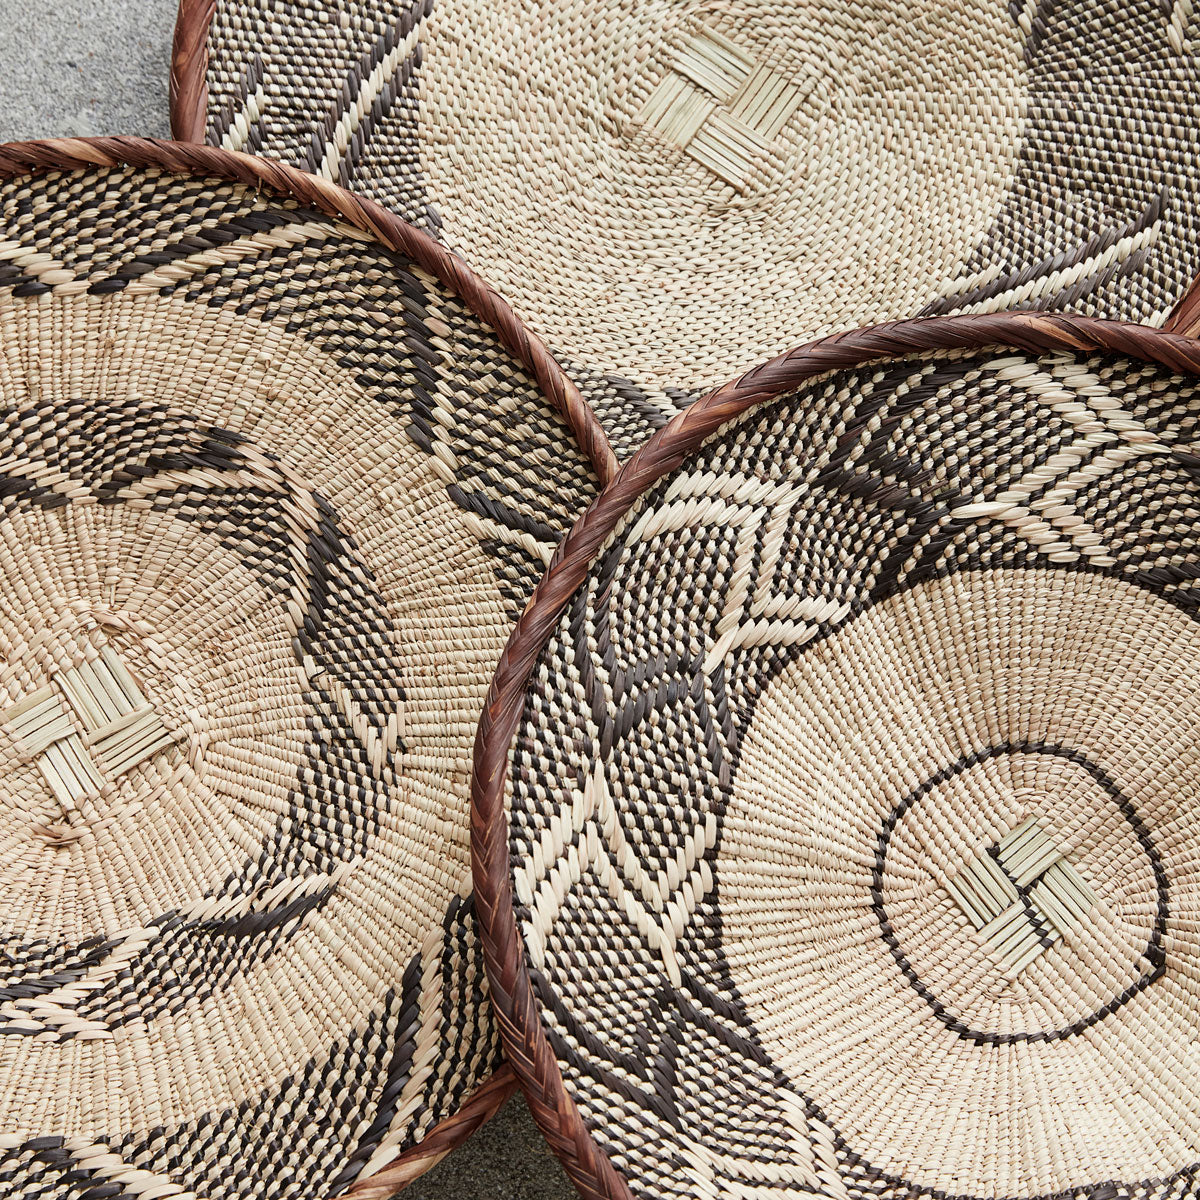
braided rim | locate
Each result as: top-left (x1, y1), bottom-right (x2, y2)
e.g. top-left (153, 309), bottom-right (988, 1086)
top-left (471, 311), bottom-right (1200, 1200)
top-left (1166, 276), bottom-right (1200, 338)
top-left (170, 0), bottom-right (216, 143)
top-left (0, 134), bottom-right (619, 1196)
top-left (0, 136), bottom-right (617, 485)
top-left (339, 1066), bottom-right (517, 1199)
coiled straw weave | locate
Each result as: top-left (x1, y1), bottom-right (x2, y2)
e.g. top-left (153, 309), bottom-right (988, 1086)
top-left (0, 137), bottom-right (611, 1199)
top-left (472, 312), bottom-right (1200, 1200)
top-left (174, 0), bottom-right (1200, 452)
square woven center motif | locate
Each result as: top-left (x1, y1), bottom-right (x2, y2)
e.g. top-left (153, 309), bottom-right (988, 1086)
top-left (944, 817), bottom-right (1099, 976)
top-left (638, 26), bottom-right (810, 190)
top-left (2, 646), bottom-right (176, 807)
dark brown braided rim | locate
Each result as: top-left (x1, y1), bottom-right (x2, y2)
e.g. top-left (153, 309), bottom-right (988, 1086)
top-left (170, 0), bottom-right (217, 143)
top-left (0, 136), bottom-right (616, 486)
top-left (471, 310), bottom-right (1200, 1200)
top-left (339, 1065), bottom-right (517, 1198)
top-left (1166, 272), bottom-right (1200, 339)
top-left (0, 136), bottom-right (615, 1198)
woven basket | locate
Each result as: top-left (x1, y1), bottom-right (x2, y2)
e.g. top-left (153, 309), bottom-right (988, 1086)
top-left (472, 312), bottom-right (1200, 1200)
top-left (0, 136), bottom-right (612, 1199)
top-left (172, 0), bottom-right (1200, 453)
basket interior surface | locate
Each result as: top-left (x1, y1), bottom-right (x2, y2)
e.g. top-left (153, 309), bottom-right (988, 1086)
top-left (0, 147), bottom-right (603, 1197)
top-left (183, 0), bottom-right (1200, 444)
top-left (481, 322), bottom-right (1200, 1200)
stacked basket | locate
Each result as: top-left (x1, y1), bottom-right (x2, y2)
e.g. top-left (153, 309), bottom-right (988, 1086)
top-left (1, 0), bottom-right (1200, 1197)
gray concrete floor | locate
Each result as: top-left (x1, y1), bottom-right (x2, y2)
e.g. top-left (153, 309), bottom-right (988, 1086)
top-left (0, 1), bottom-right (575, 1195)
top-left (0, 0), bottom-right (172, 140)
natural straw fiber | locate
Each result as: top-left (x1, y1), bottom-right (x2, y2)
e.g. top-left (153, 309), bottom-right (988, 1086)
top-left (472, 312), bottom-right (1200, 1200)
top-left (172, 0), bottom-right (1200, 452)
top-left (0, 136), bottom-right (612, 1198)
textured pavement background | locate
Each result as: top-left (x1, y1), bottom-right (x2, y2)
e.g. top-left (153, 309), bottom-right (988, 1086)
top-left (0, 0), bottom-right (172, 141)
top-left (0, 1), bottom-right (574, 1196)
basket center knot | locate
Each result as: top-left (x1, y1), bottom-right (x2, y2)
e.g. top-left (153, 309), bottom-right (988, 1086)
top-left (2, 643), bottom-right (177, 810)
top-left (943, 817), bottom-right (1099, 977)
top-left (637, 26), bottom-right (811, 191)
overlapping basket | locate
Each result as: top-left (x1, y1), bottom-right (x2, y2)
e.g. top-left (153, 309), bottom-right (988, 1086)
top-left (0, 137), bottom-right (610, 1198)
top-left (1, 0), bottom-right (1200, 1194)
top-left (173, 0), bottom-right (1200, 446)
top-left (472, 310), bottom-right (1200, 1200)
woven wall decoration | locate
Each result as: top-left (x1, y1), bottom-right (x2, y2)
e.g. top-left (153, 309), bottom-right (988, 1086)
top-left (0, 137), bottom-right (612, 1199)
top-left (472, 312), bottom-right (1200, 1200)
top-left (173, 0), bottom-right (1200, 454)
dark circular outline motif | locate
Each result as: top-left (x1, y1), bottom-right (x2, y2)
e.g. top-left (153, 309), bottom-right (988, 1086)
top-left (874, 742), bottom-right (1169, 1046)
top-left (0, 134), bottom-right (617, 1197)
top-left (471, 310), bottom-right (1200, 1200)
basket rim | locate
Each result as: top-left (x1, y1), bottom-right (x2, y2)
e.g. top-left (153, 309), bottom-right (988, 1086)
top-left (170, 0), bottom-right (216, 144)
top-left (469, 309), bottom-right (1200, 1200)
top-left (337, 1065), bottom-right (517, 1199)
top-left (0, 135), bottom-right (617, 487)
top-left (0, 133), bottom-right (614, 1195)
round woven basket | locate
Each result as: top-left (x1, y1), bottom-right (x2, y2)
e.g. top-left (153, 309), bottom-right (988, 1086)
top-left (0, 136), bottom-right (613, 1199)
top-left (472, 312), bottom-right (1200, 1200)
top-left (173, 0), bottom-right (1200, 451)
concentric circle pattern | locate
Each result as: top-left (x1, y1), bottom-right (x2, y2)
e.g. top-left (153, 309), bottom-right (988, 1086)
top-left (497, 337), bottom-right (1200, 1200)
top-left (0, 150), bottom-right (602, 1197)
